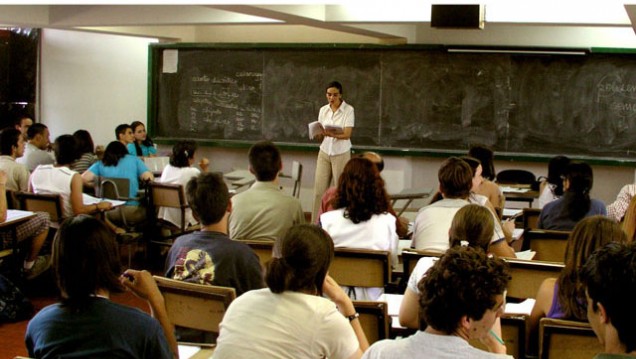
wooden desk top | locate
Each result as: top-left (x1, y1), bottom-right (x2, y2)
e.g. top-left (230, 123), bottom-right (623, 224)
top-left (389, 188), bottom-right (433, 201)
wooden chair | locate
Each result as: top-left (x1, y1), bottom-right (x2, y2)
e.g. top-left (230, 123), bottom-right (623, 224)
top-left (522, 207), bottom-right (541, 230)
top-left (522, 229), bottom-right (570, 262)
top-left (240, 240), bottom-right (274, 268)
top-left (539, 318), bottom-right (601, 359)
top-left (148, 182), bottom-right (199, 247)
top-left (470, 314), bottom-right (527, 359)
top-left (96, 177), bottom-right (143, 267)
top-left (504, 258), bottom-right (564, 300)
top-left (352, 300), bottom-right (390, 344)
top-left (329, 248), bottom-right (390, 289)
top-left (399, 248), bottom-right (441, 292)
top-left (153, 275), bottom-right (236, 336)
top-left (16, 192), bottom-right (63, 228)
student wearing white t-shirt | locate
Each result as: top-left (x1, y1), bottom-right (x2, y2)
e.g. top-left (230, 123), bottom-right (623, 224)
top-left (399, 204), bottom-right (494, 329)
top-left (214, 224), bottom-right (368, 359)
top-left (158, 140), bottom-right (208, 228)
top-left (311, 81), bottom-right (355, 222)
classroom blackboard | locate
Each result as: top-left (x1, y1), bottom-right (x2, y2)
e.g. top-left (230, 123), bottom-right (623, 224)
top-left (148, 44), bottom-right (636, 162)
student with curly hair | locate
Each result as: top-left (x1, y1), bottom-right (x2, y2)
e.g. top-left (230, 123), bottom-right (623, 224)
top-left (363, 246), bottom-right (511, 358)
top-left (528, 216), bottom-right (627, 355)
top-left (214, 224), bottom-right (368, 358)
top-left (319, 157), bottom-right (398, 300)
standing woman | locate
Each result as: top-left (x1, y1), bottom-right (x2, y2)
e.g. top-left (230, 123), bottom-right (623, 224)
top-left (128, 121), bottom-right (157, 157)
top-left (312, 81), bottom-right (354, 222)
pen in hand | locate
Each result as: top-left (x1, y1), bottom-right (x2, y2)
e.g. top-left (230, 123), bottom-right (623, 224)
top-left (489, 329), bottom-right (505, 345)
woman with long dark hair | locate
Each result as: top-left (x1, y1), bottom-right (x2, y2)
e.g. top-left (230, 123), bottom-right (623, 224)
top-left (529, 216), bottom-right (626, 355)
top-left (214, 224), bottom-right (368, 358)
top-left (538, 161), bottom-right (606, 230)
top-left (70, 129), bottom-right (97, 174)
top-left (319, 157), bottom-right (397, 300)
top-left (128, 121), bottom-right (156, 157)
top-left (538, 155), bottom-right (570, 208)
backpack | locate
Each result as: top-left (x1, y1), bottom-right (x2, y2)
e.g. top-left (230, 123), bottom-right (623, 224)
top-left (0, 274), bottom-right (33, 322)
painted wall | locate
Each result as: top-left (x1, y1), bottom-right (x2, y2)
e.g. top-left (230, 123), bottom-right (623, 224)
top-left (39, 28), bottom-right (633, 215)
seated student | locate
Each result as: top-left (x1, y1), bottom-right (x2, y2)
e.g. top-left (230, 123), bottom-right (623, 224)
top-left (165, 172), bottom-right (263, 296)
top-left (318, 151), bottom-right (408, 238)
top-left (30, 135), bottom-right (113, 219)
top-left (115, 123), bottom-right (134, 146)
top-left (70, 129), bottom-right (98, 174)
top-left (25, 215), bottom-right (177, 358)
top-left (213, 224), bottom-right (369, 359)
top-left (229, 141), bottom-right (304, 242)
top-left (607, 181), bottom-right (636, 223)
top-left (81, 141), bottom-right (153, 228)
top-left (362, 246), bottom-right (511, 359)
top-left (0, 128), bottom-right (30, 192)
top-left (528, 216), bottom-right (627, 356)
top-left (581, 242), bottom-right (636, 358)
top-left (412, 157), bottom-right (515, 258)
top-left (157, 140), bottom-right (208, 228)
top-left (399, 204), bottom-right (494, 329)
top-left (469, 144), bottom-right (505, 211)
top-left (538, 155), bottom-right (570, 209)
top-left (0, 169), bottom-right (50, 280)
top-left (17, 123), bottom-right (54, 172)
top-left (128, 121), bottom-right (157, 157)
top-left (538, 162), bottom-right (606, 231)
top-left (320, 156), bottom-right (398, 300)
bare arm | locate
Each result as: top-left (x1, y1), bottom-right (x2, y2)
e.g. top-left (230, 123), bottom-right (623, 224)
top-left (0, 171), bottom-right (8, 222)
top-left (81, 169), bottom-right (96, 188)
top-left (70, 174), bottom-right (112, 215)
top-left (489, 239), bottom-right (515, 258)
top-left (398, 287), bottom-right (420, 329)
top-left (121, 269), bottom-right (178, 358)
top-left (323, 274), bottom-right (369, 358)
top-left (140, 171), bottom-right (154, 182)
top-left (528, 278), bottom-right (556, 356)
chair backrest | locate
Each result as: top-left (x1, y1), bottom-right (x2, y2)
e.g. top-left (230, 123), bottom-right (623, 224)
top-left (291, 161), bottom-right (302, 198)
top-left (522, 208), bottom-right (541, 230)
top-left (153, 275), bottom-right (236, 333)
top-left (240, 240), bottom-right (275, 268)
top-left (523, 229), bottom-right (571, 262)
top-left (5, 189), bottom-right (19, 210)
top-left (400, 248), bottom-right (441, 290)
top-left (496, 169), bottom-right (537, 185)
top-left (330, 248), bottom-right (390, 288)
top-left (539, 318), bottom-right (601, 359)
top-left (96, 177), bottom-right (132, 200)
top-left (17, 192), bottom-right (63, 225)
top-left (470, 314), bottom-right (526, 359)
top-left (149, 182), bottom-right (188, 230)
top-left (504, 258), bottom-right (564, 300)
top-left (353, 300), bottom-right (390, 344)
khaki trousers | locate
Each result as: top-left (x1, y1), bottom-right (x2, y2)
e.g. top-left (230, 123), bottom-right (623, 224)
top-left (312, 150), bottom-right (350, 223)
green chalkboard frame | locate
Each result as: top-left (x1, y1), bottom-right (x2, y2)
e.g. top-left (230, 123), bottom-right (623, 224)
top-left (147, 43), bottom-right (636, 167)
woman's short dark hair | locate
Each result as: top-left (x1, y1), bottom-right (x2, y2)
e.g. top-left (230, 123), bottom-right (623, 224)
top-left (130, 121), bottom-right (154, 156)
top-left (54, 135), bottom-right (81, 165)
top-left (102, 141), bottom-right (129, 167)
top-left (326, 81), bottom-right (343, 94)
top-left (547, 155), bottom-right (570, 196)
top-left (53, 215), bottom-right (123, 309)
top-left (468, 145), bottom-right (496, 181)
top-left (266, 225), bottom-right (334, 296)
top-left (333, 157), bottom-right (390, 224)
top-left (419, 246), bottom-right (509, 334)
top-left (170, 140), bottom-right (197, 168)
top-left (0, 127), bottom-right (21, 156)
top-left (72, 129), bottom-right (95, 154)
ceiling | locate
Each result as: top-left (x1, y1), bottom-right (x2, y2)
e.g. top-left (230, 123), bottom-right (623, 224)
top-left (3, 3), bottom-right (636, 47)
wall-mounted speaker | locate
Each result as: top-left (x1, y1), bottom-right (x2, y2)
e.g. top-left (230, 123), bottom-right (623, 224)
top-left (431, 4), bottom-right (485, 29)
